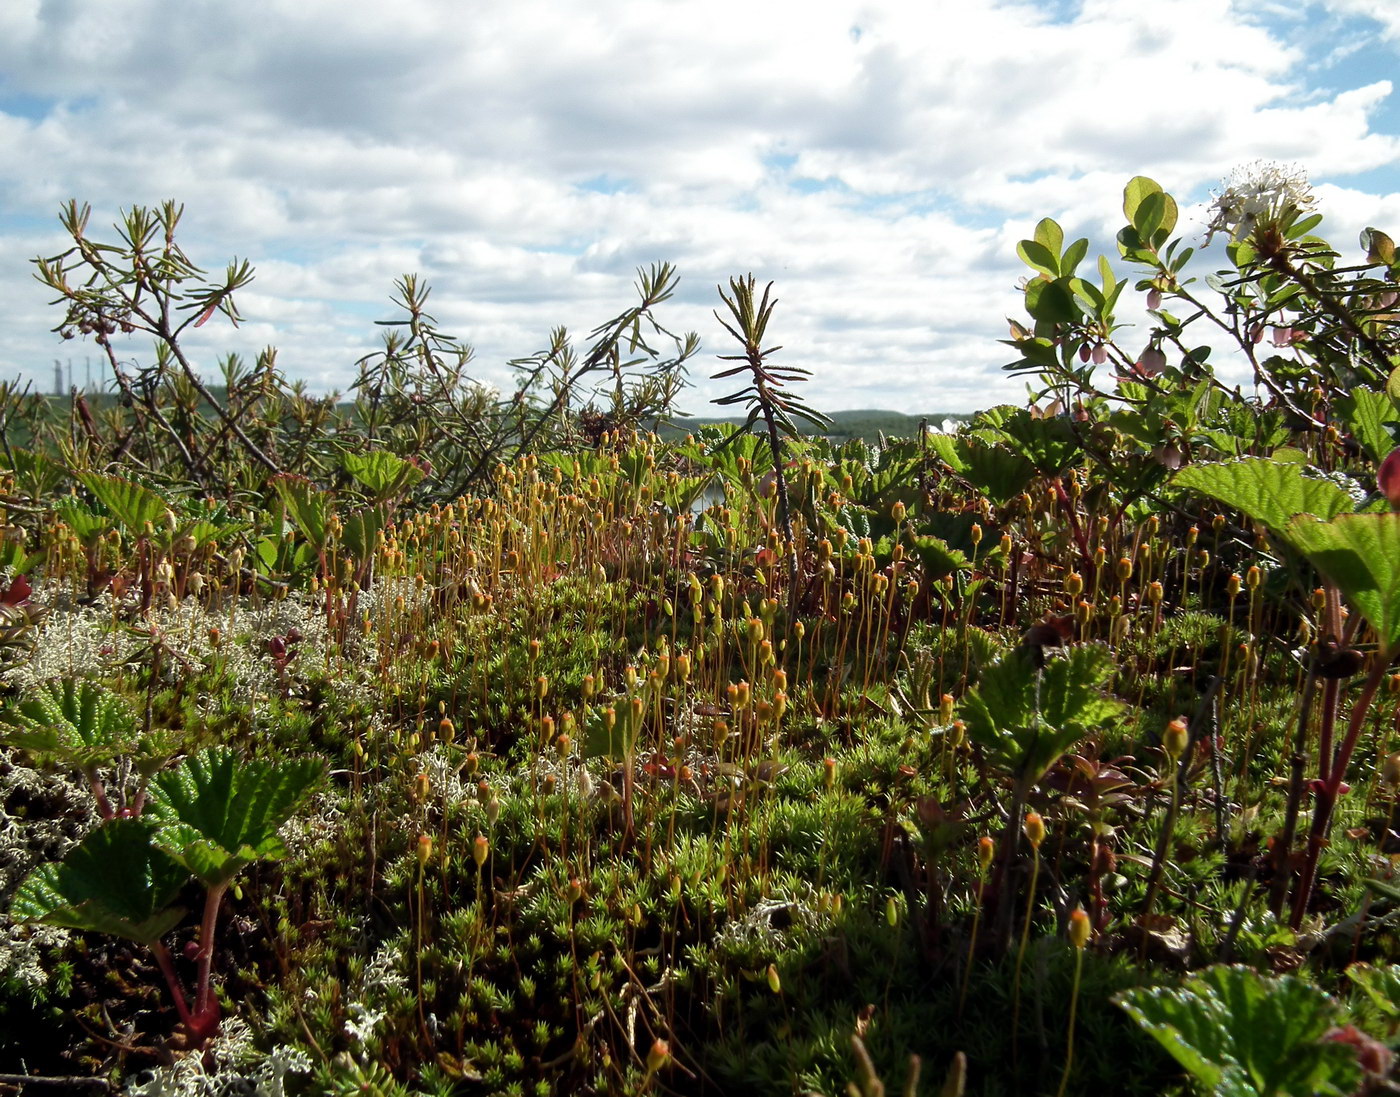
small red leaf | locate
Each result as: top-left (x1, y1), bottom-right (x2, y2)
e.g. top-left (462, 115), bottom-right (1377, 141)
top-left (0, 574), bottom-right (31, 605)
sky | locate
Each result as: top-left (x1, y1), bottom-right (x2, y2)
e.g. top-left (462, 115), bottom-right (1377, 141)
top-left (2, 0), bottom-right (1400, 416)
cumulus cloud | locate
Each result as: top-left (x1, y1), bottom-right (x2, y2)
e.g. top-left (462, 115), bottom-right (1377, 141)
top-left (1, 0), bottom-right (1398, 412)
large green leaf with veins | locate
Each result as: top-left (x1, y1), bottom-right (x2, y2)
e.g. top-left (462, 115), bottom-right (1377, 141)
top-left (76, 472), bottom-right (169, 535)
top-left (12, 818), bottom-right (187, 945)
top-left (1334, 388), bottom-right (1400, 464)
top-left (1174, 458), bottom-right (1354, 541)
top-left (1286, 512), bottom-right (1400, 650)
top-left (0, 679), bottom-right (139, 772)
top-left (148, 747), bottom-right (324, 889)
top-left (959, 644), bottom-right (1125, 785)
top-left (1117, 965), bottom-right (1361, 1096)
top-left (342, 448), bottom-right (426, 502)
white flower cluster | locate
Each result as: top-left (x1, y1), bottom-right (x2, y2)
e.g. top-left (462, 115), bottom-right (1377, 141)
top-left (1205, 160), bottom-right (1316, 244)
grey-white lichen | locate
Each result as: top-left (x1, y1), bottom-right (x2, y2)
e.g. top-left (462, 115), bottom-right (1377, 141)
top-left (123, 1019), bottom-right (311, 1097)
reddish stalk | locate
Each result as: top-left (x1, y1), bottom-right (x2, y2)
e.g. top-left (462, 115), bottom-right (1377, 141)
top-left (149, 941), bottom-right (198, 1032)
top-left (194, 882), bottom-right (229, 1019)
top-left (1291, 649), bottom-right (1394, 927)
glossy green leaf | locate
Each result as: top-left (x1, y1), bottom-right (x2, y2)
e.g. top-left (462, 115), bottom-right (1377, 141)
top-left (1134, 191), bottom-right (1167, 240)
top-left (1024, 278), bottom-right (1080, 324)
top-left (1116, 225), bottom-right (1155, 263)
top-left (1334, 388), bottom-right (1400, 463)
top-left (1060, 236), bottom-right (1088, 277)
top-left (1116, 966), bottom-right (1360, 1097)
top-left (1286, 513), bottom-right (1400, 650)
top-left (1173, 458), bottom-right (1355, 539)
top-left (1016, 239), bottom-right (1058, 278)
top-left (77, 472), bottom-right (168, 535)
top-left (1033, 217), bottom-right (1064, 257)
top-left (1122, 176), bottom-right (1163, 225)
top-left (1287, 213), bottom-right (1324, 240)
top-left (12, 818), bottom-right (188, 945)
top-left (0, 679), bottom-right (139, 771)
top-left (148, 747), bottom-right (324, 889)
top-left (959, 644), bottom-right (1124, 785)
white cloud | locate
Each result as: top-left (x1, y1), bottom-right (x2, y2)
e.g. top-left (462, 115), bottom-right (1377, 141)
top-left (0, 0), bottom-right (1398, 413)
top-left (1315, 0), bottom-right (1400, 40)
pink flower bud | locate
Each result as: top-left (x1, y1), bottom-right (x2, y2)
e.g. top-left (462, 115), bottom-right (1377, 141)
top-left (1138, 347), bottom-right (1166, 377)
top-left (1380, 447), bottom-right (1400, 509)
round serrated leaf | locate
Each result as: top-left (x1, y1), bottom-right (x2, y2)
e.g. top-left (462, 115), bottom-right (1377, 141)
top-left (12, 818), bottom-right (188, 945)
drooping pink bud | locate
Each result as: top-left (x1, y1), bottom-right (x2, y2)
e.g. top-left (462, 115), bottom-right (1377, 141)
top-left (1380, 447), bottom-right (1400, 509)
top-left (1137, 347), bottom-right (1166, 377)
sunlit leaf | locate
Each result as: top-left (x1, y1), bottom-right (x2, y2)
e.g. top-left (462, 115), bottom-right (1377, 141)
top-left (271, 474), bottom-right (330, 550)
top-left (1033, 217), bottom-right (1064, 257)
top-left (1173, 458), bottom-right (1354, 540)
top-left (1016, 239), bottom-right (1058, 278)
top-left (12, 818), bottom-right (187, 945)
top-left (1334, 389), bottom-right (1400, 463)
top-left (959, 645), bottom-right (1124, 785)
top-left (77, 472), bottom-right (168, 535)
top-left (1286, 513), bottom-right (1400, 650)
top-left (907, 534), bottom-right (968, 582)
top-left (149, 747), bottom-right (324, 889)
top-left (342, 449), bottom-right (427, 502)
top-left (0, 679), bottom-right (138, 772)
top-left (1116, 966), bottom-right (1360, 1097)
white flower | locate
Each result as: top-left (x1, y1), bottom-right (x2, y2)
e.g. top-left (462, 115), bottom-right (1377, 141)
top-left (1204, 160), bottom-right (1316, 244)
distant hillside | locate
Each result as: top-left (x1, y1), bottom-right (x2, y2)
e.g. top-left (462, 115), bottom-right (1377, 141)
top-left (32, 389), bottom-right (966, 448)
top-left (661, 408), bottom-right (970, 444)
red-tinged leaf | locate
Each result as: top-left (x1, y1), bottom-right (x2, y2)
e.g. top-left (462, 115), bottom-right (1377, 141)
top-left (194, 301), bottom-right (218, 328)
top-left (0, 574), bottom-right (31, 605)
